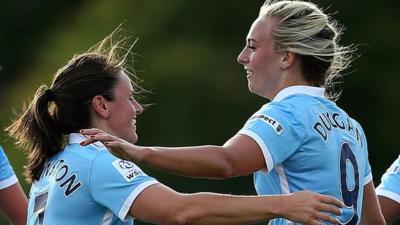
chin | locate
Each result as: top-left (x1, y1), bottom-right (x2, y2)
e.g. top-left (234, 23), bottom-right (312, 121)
top-left (128, 133), bottom-right (138, 144)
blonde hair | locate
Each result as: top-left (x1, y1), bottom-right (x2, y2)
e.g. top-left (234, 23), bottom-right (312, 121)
top-left (260, 0), bottom-right (355, 101)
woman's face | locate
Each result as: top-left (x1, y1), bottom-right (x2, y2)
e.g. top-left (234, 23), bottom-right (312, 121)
top-left (237, 16), bottom-right (285, 99)
top-left (106, 72), bottom-right (143, 143)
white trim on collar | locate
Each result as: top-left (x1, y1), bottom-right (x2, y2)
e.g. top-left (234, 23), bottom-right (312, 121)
top-left (68, 133), bottom-right (106, 150)
top-left (272, 85), bottom-right (325, 102)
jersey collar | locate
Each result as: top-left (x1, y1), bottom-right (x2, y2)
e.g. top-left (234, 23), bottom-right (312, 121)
top-left (272, 85), bottom-right (325, 102)
top-left (68, 133), bottom-right (107, 151)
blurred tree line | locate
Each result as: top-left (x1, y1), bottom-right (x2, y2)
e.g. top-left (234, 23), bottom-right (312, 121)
top-left (0, 0), bottom-right (399, 224)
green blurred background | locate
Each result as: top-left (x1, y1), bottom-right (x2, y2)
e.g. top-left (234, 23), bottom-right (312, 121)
top-left (0, 0), bottom-right (399, 224)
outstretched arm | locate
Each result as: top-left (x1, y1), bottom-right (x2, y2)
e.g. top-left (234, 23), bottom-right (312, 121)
top-left (81, 128), bottom-right (266, 179)
top-left (0, 182), bottom-right (28, 225)
top-left (130, 183), bottom-right (342, 225)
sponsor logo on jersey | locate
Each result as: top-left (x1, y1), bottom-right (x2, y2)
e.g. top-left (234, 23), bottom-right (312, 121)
top-left (119, 160), bottom-right (135, 169)
top-left (250, 114), bottom-right (284, 135)
top-left (112, 160), bottom-right (144, 182)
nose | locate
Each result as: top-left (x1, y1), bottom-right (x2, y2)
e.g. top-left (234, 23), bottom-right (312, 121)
top-left (133, 100), bottom-right (143, 115)
top-left (237, 48), bottom-right (248, 65)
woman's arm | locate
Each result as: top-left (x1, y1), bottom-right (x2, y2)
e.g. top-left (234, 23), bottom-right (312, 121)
top-left (0, 182), bottom-right (28, 225)
top-left (378, 195), bottom-right (400, 225)
top-left (81, 129), bottom-right (266, 179)
top-left (360, 181), bottom-right (385, 225)
top-left (130, 183), bottom-right (342, 225)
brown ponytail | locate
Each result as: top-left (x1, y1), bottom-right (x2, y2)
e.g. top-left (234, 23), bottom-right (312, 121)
top-left (7, 32), bottom-right (142, 183)
top-left (7, 85), bottom-right (63, 183)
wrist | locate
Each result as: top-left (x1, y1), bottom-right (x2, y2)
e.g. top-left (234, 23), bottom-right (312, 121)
top-left (271, 195), bottom-right (288, 219)
top-left (136, 146), bottom-right (151, 163)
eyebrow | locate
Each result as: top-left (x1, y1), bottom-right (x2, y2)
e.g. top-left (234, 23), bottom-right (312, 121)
top-left (247, 38), bottom-right (259, 44)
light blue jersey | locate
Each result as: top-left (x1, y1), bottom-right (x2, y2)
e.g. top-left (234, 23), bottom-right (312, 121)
top-left (0, 145), bottom-right (18, 190)
top-left (376, 155), bottom-right (400, 204)
top-left (27, 133), bottom-right (159, 225)
top-left (238, 86), bottom-right (372, 225)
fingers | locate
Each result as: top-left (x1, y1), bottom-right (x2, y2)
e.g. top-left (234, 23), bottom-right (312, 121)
top-left (314, 195), bottom-right (342, 224)
top-left (80, 134), bottom-right (113, 146)
top-left (318, 202), bottom-right (341, 216)
top-left (313, 197), bottom-right (341, 224)
top-left (79, 128), bottom-right (105, 146)
top-left (80, 128), bottom-right (103, 135)
top-left (318, 194), bottom-right (344, 208)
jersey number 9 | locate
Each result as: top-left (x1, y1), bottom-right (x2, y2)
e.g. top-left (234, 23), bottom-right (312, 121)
top-left (339, 142), bottom-right (360, 225)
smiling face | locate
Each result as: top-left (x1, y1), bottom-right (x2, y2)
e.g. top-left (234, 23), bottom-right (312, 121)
top-left (237, 16), bottom-right (286, 99)
top-left (105, 72), bottom-right (143, 143)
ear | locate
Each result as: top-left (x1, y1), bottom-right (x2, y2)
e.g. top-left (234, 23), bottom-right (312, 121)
top-left (281, 51), bottom-right (296, 70)
top-left (91, 95), bottom-right (110, 119)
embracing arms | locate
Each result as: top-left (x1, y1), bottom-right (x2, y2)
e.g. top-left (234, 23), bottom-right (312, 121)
top-left (81, 129), bottom-right (264, 179)
top-left (130, 183), bottom-right (342, 225)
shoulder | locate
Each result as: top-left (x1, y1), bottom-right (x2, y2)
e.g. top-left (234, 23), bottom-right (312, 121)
top-left (64, 143), bottom-right (109, 161)
top-left (283, 95), bottom-right (333, 115)
top-left (258, 96), bottom-right (310, 124)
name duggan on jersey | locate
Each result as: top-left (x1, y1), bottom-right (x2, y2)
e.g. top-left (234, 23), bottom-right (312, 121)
top-left (40, 159), bottom-right (82, 197)
top-left (313, 111), bottom-right (363, 147)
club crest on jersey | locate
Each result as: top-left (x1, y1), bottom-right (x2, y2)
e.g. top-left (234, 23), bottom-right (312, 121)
top-left (250, 114), bottom-right (284, 135)
top-left (112, 160), bottom-right (144, 182)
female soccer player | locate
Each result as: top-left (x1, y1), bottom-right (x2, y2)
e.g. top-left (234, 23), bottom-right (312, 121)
top-left (7, 33), bottom-right (343, 225)
top-left (377, 155), bottom-right (400, 224)
top-left (81, 1), bottom-right (385, 224)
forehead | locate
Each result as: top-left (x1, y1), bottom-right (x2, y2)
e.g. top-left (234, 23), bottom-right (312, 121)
top-left (115, 71), bottom-right (133, 92)
top-left (247, 16), bottom-right (276, 42)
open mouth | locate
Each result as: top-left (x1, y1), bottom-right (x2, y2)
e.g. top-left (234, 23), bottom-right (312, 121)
top-left (246, 71), bottom-right (254, 78)
top-left (245, 68), bottom-right (254, 77)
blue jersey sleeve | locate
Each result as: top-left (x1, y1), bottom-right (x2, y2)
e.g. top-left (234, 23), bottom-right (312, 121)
top-left (353, 120), bottom-right (372, 185)
top-left (376, 156), bottom-right (400, 203)
top-left (0, 146), bottom-right (18, 189)
top-left (238, 103), bottom-right (302, 171)
top-left (89, 152), bottom-right (159, 221)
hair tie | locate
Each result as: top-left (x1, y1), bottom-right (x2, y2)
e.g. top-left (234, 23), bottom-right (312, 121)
top-left (45, 89), bottom-right (56, 102)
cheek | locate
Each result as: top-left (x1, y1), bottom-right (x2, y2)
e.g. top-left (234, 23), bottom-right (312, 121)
top-left (113, 104), bottom-right (133, 121)
top-left (251, 52), bottom-right (267, 67)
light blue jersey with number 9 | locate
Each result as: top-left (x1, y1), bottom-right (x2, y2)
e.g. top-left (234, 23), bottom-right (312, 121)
top-left (238, 86), bottom-right (372, 225)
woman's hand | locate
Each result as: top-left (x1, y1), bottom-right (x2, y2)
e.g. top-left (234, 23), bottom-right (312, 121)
top-left (80, 128), bottom-right (147, 163)
top-left (281, 190), bottom-right (343, 225)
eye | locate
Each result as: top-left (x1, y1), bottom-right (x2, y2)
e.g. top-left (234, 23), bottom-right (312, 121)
top-left (246, 45), bottom-right (256, 52)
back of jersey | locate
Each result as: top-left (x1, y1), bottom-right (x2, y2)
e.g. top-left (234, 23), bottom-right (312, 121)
top-left (295, 96), bottom-right (371, 225)
top-left (242, 92), bottom-right (371, 225)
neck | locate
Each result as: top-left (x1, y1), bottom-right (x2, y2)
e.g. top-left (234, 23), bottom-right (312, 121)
top-left (268, 69), bottom-right (312, 100)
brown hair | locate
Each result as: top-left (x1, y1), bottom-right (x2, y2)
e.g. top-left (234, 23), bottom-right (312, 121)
top-left (7, 31), bottom-right (140, 183)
